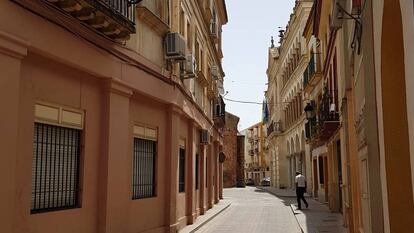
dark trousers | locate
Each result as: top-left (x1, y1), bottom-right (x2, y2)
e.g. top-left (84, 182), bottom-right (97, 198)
top-left (296, 187), bottom-right (308, 209)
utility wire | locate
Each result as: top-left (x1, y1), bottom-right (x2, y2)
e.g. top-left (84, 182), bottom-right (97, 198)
top-left (223, 97), bottom-right (291, 106)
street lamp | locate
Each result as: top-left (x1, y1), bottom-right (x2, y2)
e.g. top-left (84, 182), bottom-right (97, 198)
top-left (304, 102), bottom-right (315, 120)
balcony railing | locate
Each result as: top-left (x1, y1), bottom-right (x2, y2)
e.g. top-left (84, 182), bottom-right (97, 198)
top-left (267, 121), bottom-right (284, 137)
top-left (305, 90), bottom-right (340, 143)
top-left (18, 0), bottom-right (138, 40)
top-left (213, 96), bottom-right (225, 128)
top-left (303, 53), bottom-right (323, 92)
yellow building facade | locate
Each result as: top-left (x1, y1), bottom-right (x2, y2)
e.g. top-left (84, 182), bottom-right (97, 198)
top-left (302, 0), bottom-right (414, 233)
top-left (242, 122), bottom-right (270, 185)
top-left (266, 0), bottom-right (313, 190)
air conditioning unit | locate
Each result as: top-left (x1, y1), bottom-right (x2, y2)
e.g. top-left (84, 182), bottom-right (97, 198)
top-left (210, 20), bottom-right (218, 38)
top-left (211, 65), bottom-right (218, 79)
top-left (165, 32), bottom-right (186, 60)
top-left (331, 0), bottom-right (346, 29)
top-left (200, 129), bottom-right (210, 144)
top-left (185, 54), bottom-right (197, 76)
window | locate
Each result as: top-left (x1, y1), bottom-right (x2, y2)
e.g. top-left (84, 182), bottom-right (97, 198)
top-left (205, 156), bottom-right (208, 188)
top-left (180, 9), bottom-right (185, 36)
top-left (186, 21), bottom-right (192, 50)
top-left (195, 154), bottom-right (200, 190)
top-left (179, 148), bottom-right (186, 193)
top-left (318, 157), bottom-right (324, 184)
top-left (31, 123), bottom-right (81, 213)
top-left (132, 138), bottom-right (157, 199)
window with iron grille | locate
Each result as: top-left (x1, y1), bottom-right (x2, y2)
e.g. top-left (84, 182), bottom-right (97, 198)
top-left (132, 138), bottom-right (157, 199)
top-left (195, 154), bottom-right (199, 190)
top-left (31, 123), bottom-right (81, 213)
top-left (205, 156), bottom-right (208, 188)
top-left (179, 148), bottom-right (186, 193)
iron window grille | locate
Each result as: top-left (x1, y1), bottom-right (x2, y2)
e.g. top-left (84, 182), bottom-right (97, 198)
top-left (205, 156), bottom-right (208, 188)
top-left (179, 148), bottom-right (186, 193)
top-left (31, 123), bottom-right (81, 213)
top-left (195, 154), bottom-right (199, 190)
top-left (132, 138), bottom-right (157, 199)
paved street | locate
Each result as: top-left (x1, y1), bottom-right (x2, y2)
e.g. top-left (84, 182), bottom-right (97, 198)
top-left (194, 187), bottom-right (302, 233)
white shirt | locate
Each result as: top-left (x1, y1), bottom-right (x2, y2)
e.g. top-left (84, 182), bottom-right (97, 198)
top-left (295, 174), bottom-right (306, 187)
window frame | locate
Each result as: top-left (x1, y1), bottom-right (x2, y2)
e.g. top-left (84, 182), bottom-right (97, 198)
top-left (31, 122), bottom-right (82, 214)
top-left (132, 137), bottom-right (158, 200)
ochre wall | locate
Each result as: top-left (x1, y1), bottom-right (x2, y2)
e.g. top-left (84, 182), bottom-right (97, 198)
top-left (381, 1), bottom-right (414, 232)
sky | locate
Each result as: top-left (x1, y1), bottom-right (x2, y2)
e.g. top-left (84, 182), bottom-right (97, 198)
top-left (222, 0), bottom-right (296, 131)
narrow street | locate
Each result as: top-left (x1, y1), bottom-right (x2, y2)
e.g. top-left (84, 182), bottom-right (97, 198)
top-left (195, 187), bottom-right (301, 233)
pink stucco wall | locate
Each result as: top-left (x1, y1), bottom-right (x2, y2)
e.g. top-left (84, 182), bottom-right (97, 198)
top-left (0, 1), bottom-right (223, 233)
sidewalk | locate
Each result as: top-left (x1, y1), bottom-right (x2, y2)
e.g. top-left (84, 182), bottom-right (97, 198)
top-left (179, 199), bottom-right (232, 233)
top-left (261, 187), bottom-right (347, 233)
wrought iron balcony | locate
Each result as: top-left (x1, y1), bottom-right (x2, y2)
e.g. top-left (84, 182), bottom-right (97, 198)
top-left (17, 0), bottom-right (138, 41)
top-left (318, 90), bottom-right (340, 141)
top-left (305, 90), bottom-right (340, 143)
top-left (267, 121), bottom-right (284, 137)
top-left (207, 77), bottom-right (218, 99)
top-left (303, 53), bottom-right (323, 93)
top-left (213, 96), bottom-right (225, 128)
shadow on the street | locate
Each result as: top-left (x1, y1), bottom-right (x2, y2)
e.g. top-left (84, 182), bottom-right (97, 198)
top-left (258, 187), bottom-right (347, 233)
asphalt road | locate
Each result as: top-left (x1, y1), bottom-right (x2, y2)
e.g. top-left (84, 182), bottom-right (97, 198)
top-left (195, 187), bottom-right (302, 233)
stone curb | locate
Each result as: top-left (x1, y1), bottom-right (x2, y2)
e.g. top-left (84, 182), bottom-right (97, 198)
top-left (289, 204), bottom-right (305, 233)
top-left (259, 187), bottom-right (305, 233)
top-left (183, 202), bottom-right (232, 233)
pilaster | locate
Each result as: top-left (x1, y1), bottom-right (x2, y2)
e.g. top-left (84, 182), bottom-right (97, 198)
top-left (185, 120), bottom-right (196, 224)
top-left (199, 144), bottom-right (206, 215)
top-left (99, 79), bottom-right (132, 233)
top-left (166, 105), bottom-right (181, 232)
top-left (0, 31), bottom-right (28, 233)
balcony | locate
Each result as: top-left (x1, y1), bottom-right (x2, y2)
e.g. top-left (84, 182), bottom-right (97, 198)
top-left (197, 70), bottom-right (209, 87)
top-left (213, 96), bottom-right (225, 128)
top-left (303, 53), bottom-right (323, 94)
top-left (267, 121), bottom-right (284, 138)
top-left (136, 0), bottom-right (169, 35)
top-left (318, 91), bottom-right (340, 141)
top-left (248, 149), bottom-right (254, 156)
top-left (305, 90), bottom-right (340, 143)
top-left (207, 77), bottom-right (218, 99)
top-left (21, 0), bottom-right (137, 41)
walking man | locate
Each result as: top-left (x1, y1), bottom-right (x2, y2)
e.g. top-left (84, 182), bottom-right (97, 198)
top-left (295, 171), bottom-right (308, 210)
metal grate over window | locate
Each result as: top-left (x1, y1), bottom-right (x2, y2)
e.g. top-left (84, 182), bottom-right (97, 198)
top-left (31, 123), bottom-right (81, 213)
top-left (195, 154), bottom-right (199, 190)
top-left (179, 148), bottom-right (186, 193)
top-left (132, 138), bottom-right (157, 199)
